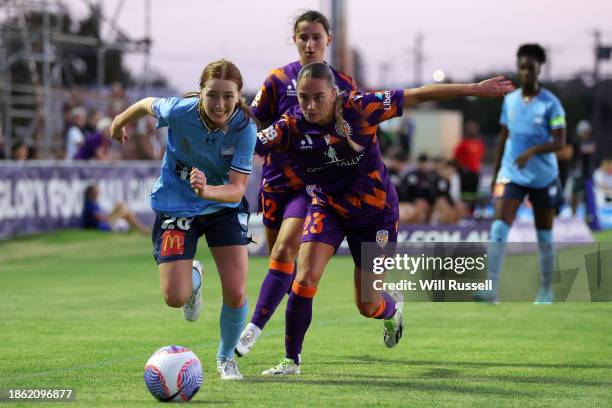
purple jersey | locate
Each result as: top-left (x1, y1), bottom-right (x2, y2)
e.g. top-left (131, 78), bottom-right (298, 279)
top-left (256, 90), bottom-right (404, 225)
top-left (74, 131), bottom-right (108, 160)
top-left (251, 61), bottom-right (356, 193)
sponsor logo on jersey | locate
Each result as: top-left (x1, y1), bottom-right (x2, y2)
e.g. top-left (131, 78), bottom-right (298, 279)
top-left (299, 134), bottom-right (315, 150)
top-left (286, 79), bottom-right (298, 96)
top-left (306, 153), bottom-right (365, 173)
top-left (251, 89), bottom-right (263, 107)
top-left (375, 91), bottom-right (393, 110)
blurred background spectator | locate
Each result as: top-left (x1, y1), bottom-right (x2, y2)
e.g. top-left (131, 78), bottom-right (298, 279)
top-left (396, 154), bottom-right (434, 223)
top-left (84, 108), bottom-right (102, 137)
top-left (11, 141), bottom-right (30, 161)
top-left (74, 117), bottom-right (115, 161)
top-left (454, 120), bottom-right (485, 214)
top-left (121, 116), bottom-right (165, 160)
top-left (82, 184), bottom-right (149, 236)
top-left (570, 120), bottom-right (596, 214)
top-left (65, 107), bottom-right (87, 161)
top-left (593, 158), bottom-right (612, 206)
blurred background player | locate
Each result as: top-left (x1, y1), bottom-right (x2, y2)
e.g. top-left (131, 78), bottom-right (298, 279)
top-left (236, 10), bottom-right (356, 357)
top-left (570, 120), bottom-right (596, 215)
top-left (110, 59), bottom-right (256, 380)
top-left (256, 62), bottom-right (513, 375)
top-left (82, 184), bottom-right (149, 235)
top-left (475, 44), bottom-right (566, 305)
top-left (454, 120), bottom-right (485, 214)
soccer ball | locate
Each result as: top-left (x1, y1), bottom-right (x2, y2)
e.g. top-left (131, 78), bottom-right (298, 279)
top-left (144, 345), bottom-right (203, 402)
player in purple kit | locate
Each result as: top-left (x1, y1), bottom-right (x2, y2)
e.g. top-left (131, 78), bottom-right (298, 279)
top-left (256, 62), bottom-right (514, 375)
top-left (235, 10), bottom-right (356, 357)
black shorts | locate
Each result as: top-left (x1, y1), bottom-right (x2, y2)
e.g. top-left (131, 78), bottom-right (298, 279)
top-left (152, 198), bottom-right (250, 265)
top-left (501, 179), bottom-right (563, 209)
top-left (460, 170), bottom-right (480, 195)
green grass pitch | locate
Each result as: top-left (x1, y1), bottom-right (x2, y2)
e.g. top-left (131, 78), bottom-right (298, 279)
top-left (1, 230), bottom-right (611, 407)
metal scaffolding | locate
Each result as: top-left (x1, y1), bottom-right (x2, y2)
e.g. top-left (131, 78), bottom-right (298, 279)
top-left (0, 0), bottom-right (151, 159)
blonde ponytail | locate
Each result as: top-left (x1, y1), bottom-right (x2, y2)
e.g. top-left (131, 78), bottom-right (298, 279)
top-left (334, 92), bottom-right (363, 153)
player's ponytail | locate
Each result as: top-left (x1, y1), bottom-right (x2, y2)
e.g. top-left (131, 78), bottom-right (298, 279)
top-left (332, 94), bottom-right (362, 153)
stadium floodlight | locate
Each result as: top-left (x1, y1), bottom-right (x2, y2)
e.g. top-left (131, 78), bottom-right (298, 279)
top-left (432, 69), bottom-right (446, 82)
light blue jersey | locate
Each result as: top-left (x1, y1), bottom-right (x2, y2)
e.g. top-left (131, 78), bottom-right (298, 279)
top-left (150, 97), bottom-right (256, 217)
top-left (499, 88), bottom-right (566, 188)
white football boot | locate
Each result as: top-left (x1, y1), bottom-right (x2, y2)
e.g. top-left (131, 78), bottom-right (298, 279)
top-left (383, 291), bottom-right (404, 348)
top-left (235, 323), bottom-right (262, 357)
top-left (217, 357), bottom-right (243, 380)
top-left (261, 357), bottom-right (301, 375)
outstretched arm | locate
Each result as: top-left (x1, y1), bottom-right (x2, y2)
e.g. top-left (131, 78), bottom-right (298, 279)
top-left (110, 97), bottom-right (156, 144)
top-left (403, 76), bottom-right (514, 108)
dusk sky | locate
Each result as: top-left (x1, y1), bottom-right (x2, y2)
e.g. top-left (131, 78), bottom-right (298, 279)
top-left (63, 0), bottom-right (612, 93)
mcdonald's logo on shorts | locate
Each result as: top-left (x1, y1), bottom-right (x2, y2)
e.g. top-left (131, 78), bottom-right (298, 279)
top-left (160, 230), bottom-right (185, 257)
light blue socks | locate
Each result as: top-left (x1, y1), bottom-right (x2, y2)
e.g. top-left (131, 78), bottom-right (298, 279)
top-left (487, 220), bottom-right (510, 292)
top-left (536, 229), bottom-right (554, 291)
top-left (217, 301), bottom-right (248, 360)
top-left (192, 265), bottom-right (201, 292)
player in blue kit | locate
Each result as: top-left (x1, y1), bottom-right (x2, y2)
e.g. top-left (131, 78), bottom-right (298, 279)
top-left (476, 44), bottom-right (566, 304)
top-left (110, 60), bottom-right (257, 380)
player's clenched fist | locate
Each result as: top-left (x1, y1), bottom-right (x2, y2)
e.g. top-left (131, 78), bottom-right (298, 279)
top-left (190, 168), bottom-right (208, 198)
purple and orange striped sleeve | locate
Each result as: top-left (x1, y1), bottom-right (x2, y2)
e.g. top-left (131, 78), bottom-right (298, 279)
top-left (255, 115), bottom-right (290, 156)
top-left (346, 90), bottom-right (404, 126)
top-left (250, 70), bottom-right (280, 128)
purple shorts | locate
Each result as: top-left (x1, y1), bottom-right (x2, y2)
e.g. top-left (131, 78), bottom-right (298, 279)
top-left (260, 189), bottom-right (309, 230)
top-left (301, 202), bottom-right (398, 267)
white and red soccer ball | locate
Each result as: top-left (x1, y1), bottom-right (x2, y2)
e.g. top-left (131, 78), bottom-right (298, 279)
top-left (144, 346), bottom-right (203, 402)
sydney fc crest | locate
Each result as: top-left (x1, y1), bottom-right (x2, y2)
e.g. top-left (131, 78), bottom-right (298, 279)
top-left (220, 145), bottom-right (236, 161)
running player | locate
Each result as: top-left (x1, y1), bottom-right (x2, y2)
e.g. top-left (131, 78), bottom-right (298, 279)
top-left (475, 44), bottom-right (566, 304)
top-left (236, 10), bottom-right (356, 356)
top-left (256, 62), bottom-right (513, 374)
top-left (110, 60), bottom-right (256, 380)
